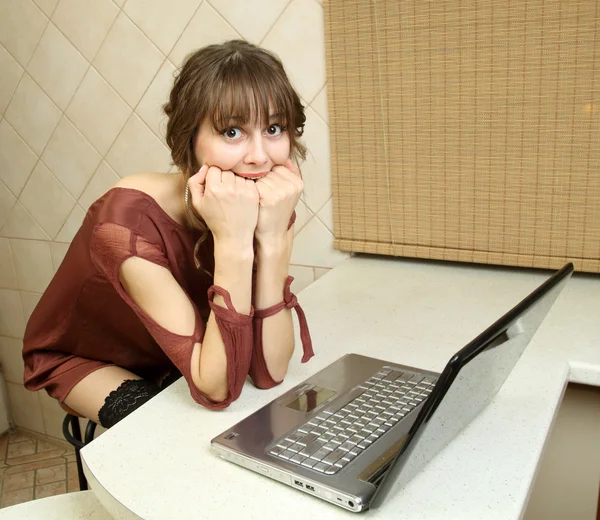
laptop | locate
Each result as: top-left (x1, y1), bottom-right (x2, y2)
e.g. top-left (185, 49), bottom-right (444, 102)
top-left (211, 263), bottom-right (574, 512)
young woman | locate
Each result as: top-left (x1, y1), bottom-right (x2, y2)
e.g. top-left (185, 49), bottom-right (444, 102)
top-left (22, 40), bottom-right (314, 428)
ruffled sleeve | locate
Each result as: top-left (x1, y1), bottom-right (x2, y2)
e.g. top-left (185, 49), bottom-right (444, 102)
top-left (90, 222), bottom-right (252, 409)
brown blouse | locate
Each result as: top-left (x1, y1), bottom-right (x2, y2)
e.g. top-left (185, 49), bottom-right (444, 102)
top-left (22, 187), bottom-right (313, 410)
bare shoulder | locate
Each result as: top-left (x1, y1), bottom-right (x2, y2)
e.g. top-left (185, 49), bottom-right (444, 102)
top-left (113, 172), bottom-right (186, 225)
top-left (113, 172), bottom-right (168, 194)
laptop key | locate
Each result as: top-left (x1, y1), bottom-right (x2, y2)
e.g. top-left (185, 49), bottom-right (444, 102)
top-left (276, 439), bottom-right (294, 449)
top-left (347, 435), bottom-right (363, 445)
top-left (285, 432), bottom-right (304, 443)
top-left (338, 441), bottom-right (355, 452)
top-left (310, 448), bottom-right (331, 461)
top-left (324, 466), bottom-right (340, 475)
top-left (313, 462), bottom-right (329, 473)
top-left (287, 443), bottom-right (303, 453)
top-left (323, 449), bottom-right (345, 465)
top-left (301, 458), bottom-right (318, 468)
top-left (269, 446), bottom-right (286, 456)
top-left (312, 426), bottom-right (328, 436)
top-left (297, 433), bottom-right (319, 446)
top-left (290, 453), bottom-right (306, 464)
top-left (279, 450), bottom-right (295, 460)
top-left (301, 440), bottom-right (326, 457)
top-left (339, 451), bottom-right (358, 465)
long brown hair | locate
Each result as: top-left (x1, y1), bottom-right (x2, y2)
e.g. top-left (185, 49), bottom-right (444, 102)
top-left (163, 40), bottom-right (307, 267)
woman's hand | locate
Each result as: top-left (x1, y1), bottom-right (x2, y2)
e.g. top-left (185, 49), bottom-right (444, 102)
top-left (254, 160), bottom-right (303, 241)
top-left (188, 165), bottom-right (259, 245)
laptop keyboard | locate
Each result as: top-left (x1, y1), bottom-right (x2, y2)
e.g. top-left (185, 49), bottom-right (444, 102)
top-left (268, 368), bottom-right (437, 475)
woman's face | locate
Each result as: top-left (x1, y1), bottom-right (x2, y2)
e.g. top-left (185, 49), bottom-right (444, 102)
top-left (193, 113), bottom-right (291, 180)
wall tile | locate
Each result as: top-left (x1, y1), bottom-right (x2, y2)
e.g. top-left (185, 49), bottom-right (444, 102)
top-left (5, 74), bottom-right (61, 156)
top-left (65, 68), bottom-right (131, 155)
top-left (10, 240), bottom-right (54, 293)
top-left (136, 60), bottom-right (176, 141)
top-left (38, 390), bottom-right (65, 440)
top-left (290, 216), bottom-right (347, 268)
top-left (262, 0), bottom-right (326, 103)
top-left (294, 199), bottom-right (312, 234)
top-left (20, 292), bottom-right (42, 324)
top-left (299, 106), bottom-right (331, 214)
top-left (27, 23), bottom-right (89, 111)
top-left (19, 162), bottom-right (76, 239)
top-left (0, 336), bottom-right (24, 384)
top-left (49, 242), bottom-right (69, 272)
top-left (124, 0), bottom-right (202, 56)
top-left (0, 0), bottom-right (48, 67)
top-left (0, 202), bottom-right (50, 240)
top-left (52, 0), bottom-right (119, 62)
top-left (78, 161), bottom-right (119, 211)
top-left (41, 117), bottom-right (102, 199)
top-left (314, 267), bottom-right (330, 280)
top-left (0, 289), bottom-right (26, 338)
top-left (316, 197), bottom-right (333, 233)
top-left (0, 238), bottom-right (18, 289)
top-left (169, 2), bottom-right (240, 67)
top-left (106, 114), bottom-right (172, 177)
top-left (0, 182), bottom-right (17, 230)
top-left (32, 0), bottom-right (60, 17)
top-left (310, 84), bottom-right (328, 123)
top-left (54, 204), bottom-right (85, 243)
top-left (5, 383), bottom-right (45, 433)
top-left (0, 46), bottom-right (24, 115)
top-left (0, 120), bottom-right (38, 197)
top-left (93, 13), bottom-right (164, 107)
top-left (288, 265), bottom-right (315, 293)
top-left (209, 0), bottom-right (290, 44)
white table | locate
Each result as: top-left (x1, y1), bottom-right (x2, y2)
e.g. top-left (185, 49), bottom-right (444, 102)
top-left (0, 491), bottom-right (112, 519)
top-left (81, 257), bottom-right (600, 519)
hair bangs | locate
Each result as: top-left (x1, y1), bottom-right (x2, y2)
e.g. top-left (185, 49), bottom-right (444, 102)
top-left (207, 60), bottom-right (295, 132)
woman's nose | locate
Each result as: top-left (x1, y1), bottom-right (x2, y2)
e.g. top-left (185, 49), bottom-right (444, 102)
top-left (244, 134), bottom-right (268, 165)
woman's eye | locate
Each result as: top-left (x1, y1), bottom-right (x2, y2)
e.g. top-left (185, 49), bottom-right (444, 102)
top-left (266, 124), bottom-right (282, 136)
top-left (222, 127), bottom-right (242, 140)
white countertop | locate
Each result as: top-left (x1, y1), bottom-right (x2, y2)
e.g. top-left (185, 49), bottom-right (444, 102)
top-left (0, 491), bottom-right (112, 519)
top-left (81, 256), bottom-right (600, 520)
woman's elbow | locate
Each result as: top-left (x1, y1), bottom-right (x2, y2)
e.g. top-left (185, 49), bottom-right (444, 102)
top-left (194, 379), bottom-right (229, 404)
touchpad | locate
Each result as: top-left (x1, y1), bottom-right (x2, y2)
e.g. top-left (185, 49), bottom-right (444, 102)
top-left (283, 385), bottom-right (336, 413)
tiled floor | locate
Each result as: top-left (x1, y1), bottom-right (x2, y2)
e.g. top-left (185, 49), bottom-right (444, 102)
top-left (0, 430), bottom-right (79, 508)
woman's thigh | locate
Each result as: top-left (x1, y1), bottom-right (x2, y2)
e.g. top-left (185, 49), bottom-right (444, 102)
top-left (63, 366), bottom-right (144, 424)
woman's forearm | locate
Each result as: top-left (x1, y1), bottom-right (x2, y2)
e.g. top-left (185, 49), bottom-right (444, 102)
top-left (253, 234), bottom-right (295, 382)
top-left (195, 237), bottom-right (254, 401)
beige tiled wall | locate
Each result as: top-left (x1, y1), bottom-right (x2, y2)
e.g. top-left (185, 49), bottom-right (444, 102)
top-left (0, 0), bottom-right (347, 439)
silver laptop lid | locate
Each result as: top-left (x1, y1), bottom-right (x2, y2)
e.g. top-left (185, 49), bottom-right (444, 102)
top-left (370, 263), bottom-right (574, 508)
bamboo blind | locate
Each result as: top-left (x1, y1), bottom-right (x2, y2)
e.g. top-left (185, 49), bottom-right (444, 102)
top-left (324, 0), bottom-right (600, 273)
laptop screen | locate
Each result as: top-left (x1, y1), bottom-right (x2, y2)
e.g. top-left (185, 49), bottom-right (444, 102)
top-left (371, 264), bottom-right (573, 507)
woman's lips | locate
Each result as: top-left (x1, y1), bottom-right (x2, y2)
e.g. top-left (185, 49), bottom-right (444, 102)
top-left (233, 171), bottom-right (269, 179)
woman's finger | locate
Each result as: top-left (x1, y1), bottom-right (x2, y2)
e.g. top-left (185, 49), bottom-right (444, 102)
top-left (205, 166), bottom-right (222, 187)
top-left (187, 176), bottom-right (204, 204)
top-left (285, 159), bottom-right (301, 177)
top-left (221, 170), bottom-right (235, 185)
top-left (195, 164), bottom-right (208, 184)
